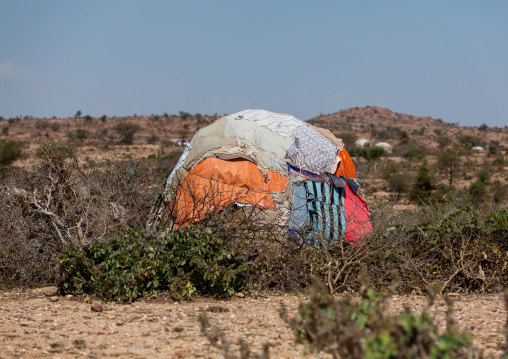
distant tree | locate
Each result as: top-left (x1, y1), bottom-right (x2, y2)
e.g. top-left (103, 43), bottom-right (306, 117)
top-left (477, 169), bottom-right (490, 184)
top-left (478, 123), bottom-right (488, 131)
top-left (469, 180), bottom-right (486, 201)
top-left (101, 115), bottom-right (107, 122)
top-left (403, 147), bottom-right (426, 162)
top-left (458, 135), bottom-right (480, 148)
top-left (0, 140), bottom-right (24, 166)
top-left (112, 123), bottom-right (142, 145)
top-left (436, 150), bottom-right (461, 186)
top-left (379, 160), bottom-right (410, 197)
top-left (436, 136), bottom-right (450, 151)
top-left (364, 146), bottom-right (385, 161)
top-left (147, 133), bottom-right (160, 144)
top-left (75, 129), bottom-right (88, 142)
top-left (398, 129), bottom-right (410, 145)
top-left (74, 110), bottom-right (82, 119)
top-left (488, 146), bottom-right (497, 155)
top-left (407, 161), bottom-right (437, 204)
top-left (2, 127), bottom-right (9, 136)
top-left (84, 115), bottom-right (93, 123)
top-left (179, 111), bottom-right (192, 120)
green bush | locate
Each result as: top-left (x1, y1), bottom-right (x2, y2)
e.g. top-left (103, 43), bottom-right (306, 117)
top-left (112, 122), bottom-right (142, 145)
top-left (0, 140), bottom-right (24, 166)
top-left (403, 147), bottom-right (426, 161)
top-left (365, 146), bottom-right (385, 161)
top-left (75, 129), bottom-right (88, 141)
top-left (58, 225), bottom-right (247, 302)
top-left (349, 147), bottom-right (385, 161)
top-left (35, 143), bottom-right (74, 158)
top-left (477, 169), bottom-right (490, 184)
top-left (407, 161), bottom-right (438, 204)
top-left (492, 158), bottom-right (506, 167)
top-left (281, 277), bottom-right (480, 359)
top-left (469, 180), bottom-right (486, 199)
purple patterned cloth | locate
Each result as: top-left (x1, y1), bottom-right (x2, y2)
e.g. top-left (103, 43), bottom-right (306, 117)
top-left (285, 125), bottom-right (339, 174)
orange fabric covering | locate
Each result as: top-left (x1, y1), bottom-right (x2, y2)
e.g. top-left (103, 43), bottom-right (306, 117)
top-left (335, 147), bottom-right (356, 178)
top-left (172, 158), bottom-right (287, 226)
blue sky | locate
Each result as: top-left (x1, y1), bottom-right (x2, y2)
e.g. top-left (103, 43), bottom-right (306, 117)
top-left (1, 1), bottom-right (507, 126)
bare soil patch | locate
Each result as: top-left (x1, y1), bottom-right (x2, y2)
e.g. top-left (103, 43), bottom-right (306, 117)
top-left (0, 289), bottom-right (505, 358)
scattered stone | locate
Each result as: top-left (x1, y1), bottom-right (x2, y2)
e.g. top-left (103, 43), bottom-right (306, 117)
top-left (19, 321), bottom-right (35, 327)
top-left (270, 340), bottom-right (282, 347)
top-left (49, 296), bottom-right (59, 302)
top-left (236, 292), bottom-right (245, 298)
top-left (48, 340), bottom-right (71, 353)
top-left (91, 301), bottom-right (103, 312)
top-left (207, 305), bottom-right (230, 313)
top-left (65, 294), bottom-right (73, 299)
top-left (32, 286), bottom-right (58, 296)
top-left (447, 293), bottom-right (461, 298)
top-left (73, 339), bottom-right (86, 349)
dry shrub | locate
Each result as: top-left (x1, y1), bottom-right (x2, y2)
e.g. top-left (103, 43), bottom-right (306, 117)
top-left (280, 274), bottom-right (484, 358)
top-left (0, 142), bottom-right (159, 289)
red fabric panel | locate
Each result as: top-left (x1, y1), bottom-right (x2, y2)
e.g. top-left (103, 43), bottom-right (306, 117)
top-left (344, 183), bottom-right (372, 247)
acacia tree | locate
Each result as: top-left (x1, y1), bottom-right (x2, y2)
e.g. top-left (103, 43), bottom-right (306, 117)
top-left (112, 123), bottom-right (142, 145)
top-left (436, 150), bottom-right (461, 186)
top-left (436, 136), bottom-right (450, 151)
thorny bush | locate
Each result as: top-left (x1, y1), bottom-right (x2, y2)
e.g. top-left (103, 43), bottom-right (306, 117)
top-left (0, 142), bottom-right (158, 289)
top-left (59, 225), bottom-right (247, 302)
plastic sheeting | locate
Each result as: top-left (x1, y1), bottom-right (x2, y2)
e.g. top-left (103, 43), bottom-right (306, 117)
top-left (171, 158), bottom-right (287, 226)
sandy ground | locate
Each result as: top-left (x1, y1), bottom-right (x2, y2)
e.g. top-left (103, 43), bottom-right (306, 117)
top-left (0, 288), bottom-right (506, 358)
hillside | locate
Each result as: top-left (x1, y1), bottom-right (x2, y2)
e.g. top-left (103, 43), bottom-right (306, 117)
top-left (308, 106), bottom-right (508, 153)
top-left (2, 107), bottom-right (507, 156)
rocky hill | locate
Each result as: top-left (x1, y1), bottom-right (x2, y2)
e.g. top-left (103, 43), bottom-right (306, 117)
top-left (2, 107), bottom-right (507, 155)
top-left (308, 106), bottom-right (508, 153)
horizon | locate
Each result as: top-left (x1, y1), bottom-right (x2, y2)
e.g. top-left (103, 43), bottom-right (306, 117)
top-left (1, 1), bottom-right (507, 127)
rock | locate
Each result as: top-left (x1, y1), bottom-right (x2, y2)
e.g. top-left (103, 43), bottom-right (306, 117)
top-left (73, 339), bottom-right (86, 349)
top-left (236, 292), bottom-right (245, 298)
top-left (270, 340), bottom-right (282, 347)
top-left (48, 340), bottom-right (71, 353)
top-left (65, 294), bottom-right (73, 299)
top-left (91, 301), bottom-right (103, 312)
top-left (19, 321), bottom-right (35, 327)
top-left (49, 296), bottom-right (59, 302)
top-left (32, 286), bottom-right (58, 296)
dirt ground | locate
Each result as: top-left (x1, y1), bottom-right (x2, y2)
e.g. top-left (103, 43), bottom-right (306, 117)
top-left (0, 288), bottom-right (506, 359)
